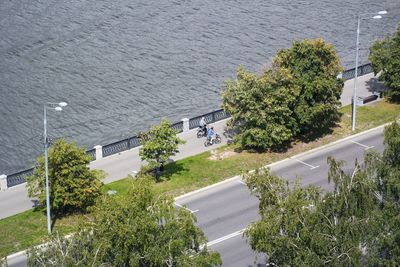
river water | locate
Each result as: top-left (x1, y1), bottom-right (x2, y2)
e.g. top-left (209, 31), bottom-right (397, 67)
top-left (0, 0), bottom-right (399, 174)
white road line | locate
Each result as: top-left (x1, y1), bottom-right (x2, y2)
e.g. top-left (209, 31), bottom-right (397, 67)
top-left (174, 202), bottom-right (199, 213)
top-left (238, 180), bottom-right (246, 185)
top-left (351, 140), bottom-right (374, 150)
top-left (291, 158), bottom-right (319, 170)
top-left (207, 228), bottom-right (246, 247)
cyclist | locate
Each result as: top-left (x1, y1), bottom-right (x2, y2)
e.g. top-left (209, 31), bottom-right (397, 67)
top-left (207, 126), bottom-right (215, 143)
top-left (199, 117), bottom-right (207, 135)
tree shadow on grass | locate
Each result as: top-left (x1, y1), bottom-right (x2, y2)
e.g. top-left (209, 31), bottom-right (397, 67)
top-left (297, 123), bottom-right (337, 144)
top-left (230, 120), bottom-right (340, 155)
top-left (157, 160), bottom-right (188, 182)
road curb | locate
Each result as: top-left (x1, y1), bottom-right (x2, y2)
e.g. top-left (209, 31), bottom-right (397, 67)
top-left (175, 175), bottom-right (242, 201)
top-left (175, 122), bottom-right (391, 201)
top-left (283, 122), bottom-right (390, 160)
top-left (5, 249), bottom-right (26, 261)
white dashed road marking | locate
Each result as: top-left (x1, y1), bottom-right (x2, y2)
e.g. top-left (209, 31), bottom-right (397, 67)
top-left (238, 180), bottom-right (246, 185)
top-left (351, 140), bottom-right (374, 150)
top-left (174, 202), bottom-right (199, 213)
top-left (207, 228), bottom-right (246, 247)
top-left (291, 158), bottom-right (319, 170)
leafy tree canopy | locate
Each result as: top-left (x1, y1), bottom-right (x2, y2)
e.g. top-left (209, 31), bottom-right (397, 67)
top-left (276, 38), bottom-right (343, 135)
top-left (222, 38), bottom-right (343, 150)
top-left (28, 178), bottom-right (222, 267)
top-left (222, 66), bottom-right (298, 150)
top-left (139, 119), bottom-right (185, 178)
top-left (26, 139), bottom-right (104, 216)
top-left (369, 24), bottom-right (400, 101)
top-left (245, 121), bottom-right (400, 266)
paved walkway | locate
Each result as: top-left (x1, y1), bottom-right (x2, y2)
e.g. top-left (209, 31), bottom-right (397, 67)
top-left (0, 74), bottom-right (385, 219)
top-left (94, 72), bottom-right (385, 184)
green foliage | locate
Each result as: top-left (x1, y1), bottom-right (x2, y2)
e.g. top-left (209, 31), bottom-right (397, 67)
top-left (222, 66), bottom-right (297, 150)
top-left (28, 178), bottom-right (222, 266)
top-left (139, 119), bottom-right (186, 174)
top-left (276, 38), bottom-right (343, 136)
top-left (0, 256), bottom-right (6, 267)
top-left (369, 25), bottom-right (400, 101)
top-left (245, 121), bottom-right (400, 266)
top-left (245, 169), bottom-right (321, 265)
top-left (222, 38), bottom-right (343, 150)
top-left (26, 139), bottom-right (104, 216)
top-left (27, 230), bottom-right (96, 267)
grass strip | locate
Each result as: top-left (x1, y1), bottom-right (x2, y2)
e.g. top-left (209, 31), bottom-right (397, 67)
top-left (1, 100), bottom-right (400, 258)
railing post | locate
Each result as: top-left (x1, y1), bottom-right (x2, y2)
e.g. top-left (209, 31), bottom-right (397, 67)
top-left (94, 145), bottom-right (103, 160)
top-left (0, 174), bottom-right (7, 191)
top-left (182, 118), bottom-right (189, 132)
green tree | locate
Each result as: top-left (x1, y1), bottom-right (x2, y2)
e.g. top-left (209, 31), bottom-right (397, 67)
top-left (139, 119), bottom-right (185, 179)
top-left (244, 169), bottom-right (324, 266)
top-left (365, 121), bottom-right (400, 265)
top-left (27, 230), bottom-right (97, 267)
top-left (0, 256), bottom-right (6, 267)
top-left (244, 122), bottom-right (400, 266)
top-left (275, 38), bottom-right (343, 136)
top-left (369, 25), bottom-right (400, 101)
top-left (28, 178), bottom-right (222, 266)
top-left (26, 139), bottom-right (104, 216)
top-left (245, 160), bottom-right (378, 266)
top-left (222, 65), bottom-right (298, 150)
top-left (222, 38), bottom-right (343, 150)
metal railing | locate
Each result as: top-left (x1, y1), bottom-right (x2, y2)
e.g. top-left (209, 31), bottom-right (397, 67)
top-left (171, 121), bottom-right (184, 133)
top-left (4, 63), bottom-right (374, 188)
top-left (86, 148), bottom-right (96, 161)
top-left (102, 136), bottom-right (141, 157)
top-left (189, 109), bottom-right (230, 129)
top-left (342, 63), bottom-right (373, 81)
top-left (7, 168), bottom-right (34, 188)
top-left (5, 149), bottom-right (96, 188)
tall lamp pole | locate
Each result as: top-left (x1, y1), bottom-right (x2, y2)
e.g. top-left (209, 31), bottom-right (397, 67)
top-left (44, 102), bottom-right (67, 234)
top-left (352, 10), bottom-right (387, 131)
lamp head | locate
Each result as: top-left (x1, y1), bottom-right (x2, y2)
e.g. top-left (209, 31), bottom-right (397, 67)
top-left (378, 10), bottom-right (387, 15)
top-left (373, 15), bottom-right (382, 19)
top-left (58, 102), bottom-right (68, 107)
top-left (55, 107), bottom-right (63, 111)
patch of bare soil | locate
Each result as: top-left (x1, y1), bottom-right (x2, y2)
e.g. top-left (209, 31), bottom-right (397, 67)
top-left (208, 149), bottom-right (238, 160)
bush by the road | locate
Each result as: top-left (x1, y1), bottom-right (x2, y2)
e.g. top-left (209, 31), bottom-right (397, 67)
top-left (222, 38), bottom-right (343, 150)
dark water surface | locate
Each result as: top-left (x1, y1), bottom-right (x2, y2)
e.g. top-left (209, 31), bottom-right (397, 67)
top-left (0, 0), bottom-right (399, 174)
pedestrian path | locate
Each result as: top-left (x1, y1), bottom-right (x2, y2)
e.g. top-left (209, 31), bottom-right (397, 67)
top-left (0, 74), bottom-right (384, 219)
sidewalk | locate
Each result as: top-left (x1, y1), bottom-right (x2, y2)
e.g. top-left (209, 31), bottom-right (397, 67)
top-left (0, 74), bottom-right (383, 219)
top-left (340, 72), bottom-right (385, 106)
top-left (93, 72), bottom-right (384, 184)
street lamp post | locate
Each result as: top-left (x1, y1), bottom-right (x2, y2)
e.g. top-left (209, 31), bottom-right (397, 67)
top-left (352, 10), bottom-right (387, 131)
top-left (44, 102), bottom-right (67, 234)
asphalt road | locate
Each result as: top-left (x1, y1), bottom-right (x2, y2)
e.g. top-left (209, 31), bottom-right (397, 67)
top-left (5, 125), bottom-right (386, 266)
top-left (176, 126), bottom-right (385, 266)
